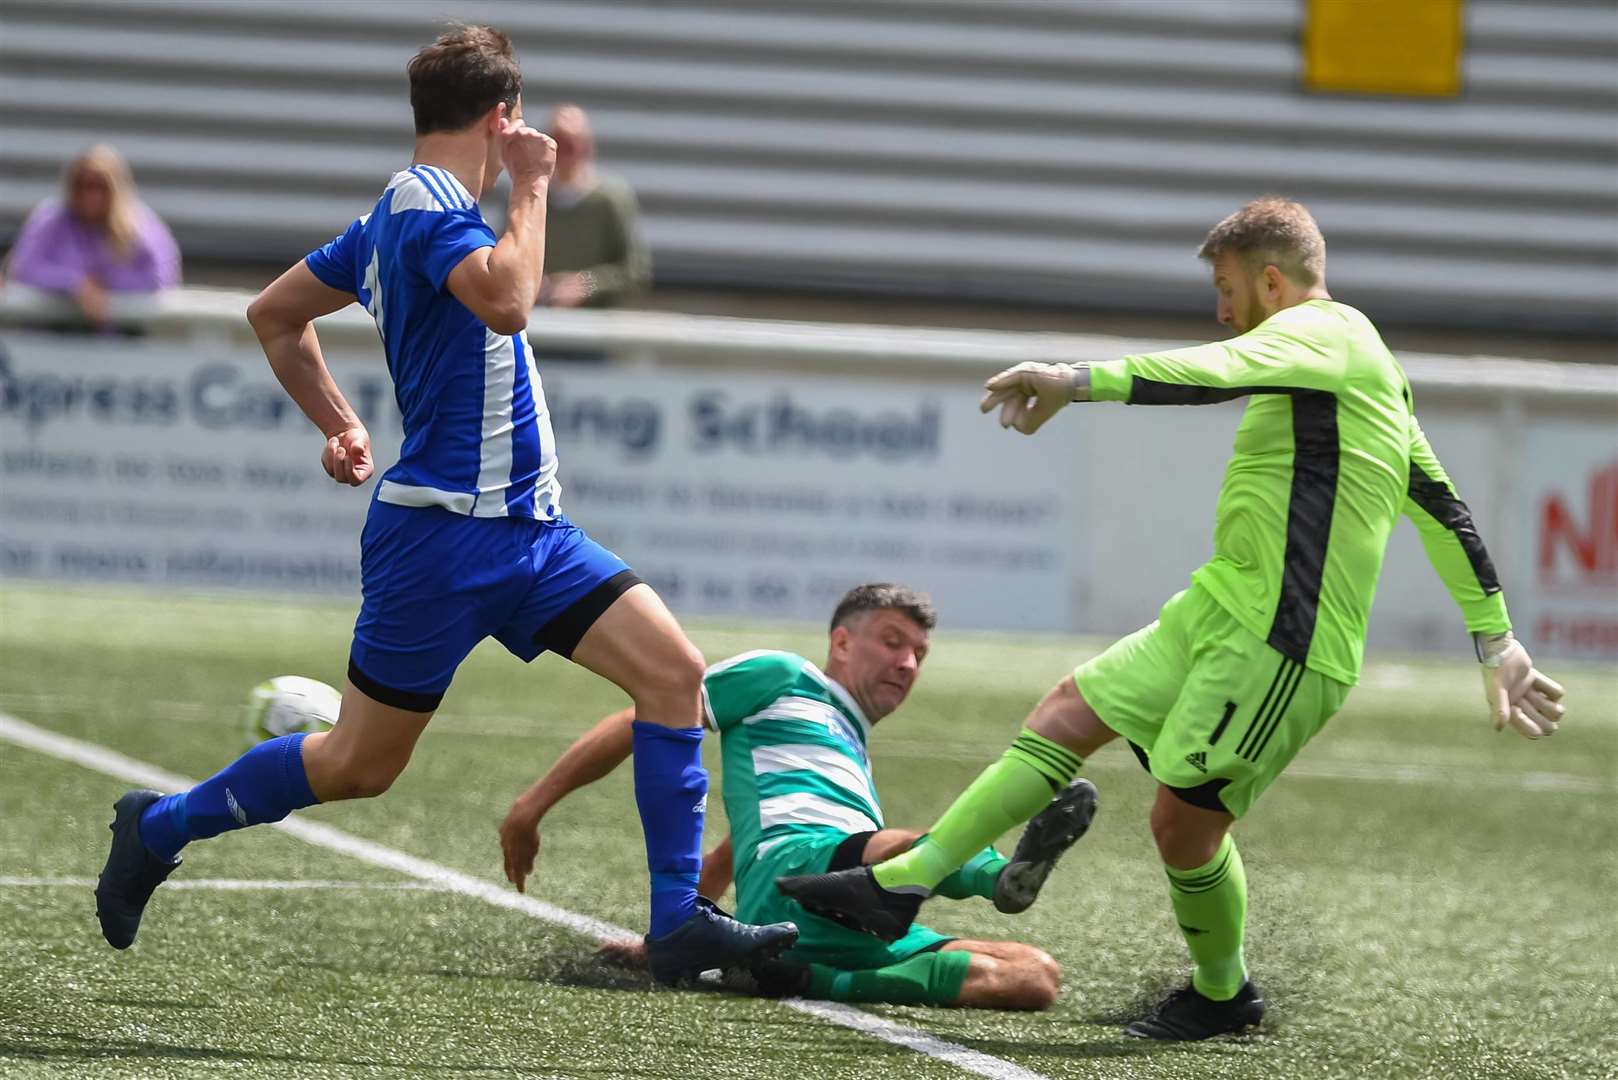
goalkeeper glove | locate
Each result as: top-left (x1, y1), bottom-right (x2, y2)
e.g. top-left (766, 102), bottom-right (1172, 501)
top-left (1475, 631), bottom-right (1566, 738)
top-left (979, 362), bottom-right (1089, 435)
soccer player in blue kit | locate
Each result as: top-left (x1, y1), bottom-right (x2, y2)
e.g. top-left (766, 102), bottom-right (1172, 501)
top-left (93, 24), bottom-right (796, 983)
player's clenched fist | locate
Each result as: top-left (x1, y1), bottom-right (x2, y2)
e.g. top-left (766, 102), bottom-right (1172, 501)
top-left (980, 361), bottom-right (1086, 435)
top-left (496, 105), bottom-right (556, 186)
top-left (321, 424), bottom-right (373, 486)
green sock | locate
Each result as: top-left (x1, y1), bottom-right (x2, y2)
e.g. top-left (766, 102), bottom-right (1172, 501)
top-left (932, 843), bottom-right (1007, 901)
top-left (1164, 833), bottom-right (1248, 1001)
top-left (806, 950), bottom-right (973, 1006)
top-left (872, 728), bottom-right (1081, 893)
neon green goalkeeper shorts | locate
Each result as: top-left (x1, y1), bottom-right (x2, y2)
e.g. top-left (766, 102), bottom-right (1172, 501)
top-left (736, 831), bottom-right (951, 970)
top-left (1075, 583), bottom-right (1352, 819)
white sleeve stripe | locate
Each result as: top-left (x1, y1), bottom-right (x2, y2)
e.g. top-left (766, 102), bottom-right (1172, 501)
top-left (426, 166), bottom-right (463, 210)
top-left (409, 167), bottom-right (451, 212)
top-left (418, 166), bottom-right (452, 209)
top-left (428, 166), bottom-right (469, 209)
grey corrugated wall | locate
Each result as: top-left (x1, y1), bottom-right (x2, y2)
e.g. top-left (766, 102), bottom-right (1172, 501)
top-left (2, 0), bottom-right (1614, 332)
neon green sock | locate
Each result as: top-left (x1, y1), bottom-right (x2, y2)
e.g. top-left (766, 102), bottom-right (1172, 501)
top-left (932, 844), bottom-right (1007, 901)
top-left (806, 950), bottom-right (973, 1006)
top-left (872, 728), bottom-right (1081, 893)
top-left (1165, 833), bottom-right (1248, 1001)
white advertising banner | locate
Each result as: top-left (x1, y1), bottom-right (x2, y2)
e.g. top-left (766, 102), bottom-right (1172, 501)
top-left (0, 332), bottom-right (1084, 632)
top-left (3, 329), bottom-right (1614, 662)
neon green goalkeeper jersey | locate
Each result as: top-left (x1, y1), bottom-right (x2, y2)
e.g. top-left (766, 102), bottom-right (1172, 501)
top-left (1088, 299), bottom-right (1510, 685)
top-left (701, 650), bottom-right (883, 883)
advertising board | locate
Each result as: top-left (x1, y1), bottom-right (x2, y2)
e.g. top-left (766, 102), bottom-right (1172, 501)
top-left (4, 329), bottom-right (1613, 662)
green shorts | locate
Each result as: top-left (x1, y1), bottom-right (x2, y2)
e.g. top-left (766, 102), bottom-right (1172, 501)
top-left (1075, 583), bottom-right (1351, 819)
top-left (734, 831), bottom-right (951, 970)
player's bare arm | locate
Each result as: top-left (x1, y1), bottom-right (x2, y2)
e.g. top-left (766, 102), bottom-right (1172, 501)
top-left (498, 705), bottom-right (734, 896)
top-left (500, 705), bottom-right (635, 892)
top-left (246, 261), bottom-right (373, 486)
top-left (445, 104), bottom-right (556, 334)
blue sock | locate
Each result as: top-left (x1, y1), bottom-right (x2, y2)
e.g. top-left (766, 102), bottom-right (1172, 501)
top-left (138, 733), bottom-right (320, 862)
top-left (631, 721), bottom-right (705, 938)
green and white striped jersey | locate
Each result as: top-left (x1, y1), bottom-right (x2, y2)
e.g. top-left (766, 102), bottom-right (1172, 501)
top-left (702, 650), bottom-right (883, 880)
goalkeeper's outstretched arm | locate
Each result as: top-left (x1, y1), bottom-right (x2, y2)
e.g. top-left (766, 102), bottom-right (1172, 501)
top-left (980, 309), bottom-right (1340, 433)
top-left (1402, 418), bottom-right (1566, 737)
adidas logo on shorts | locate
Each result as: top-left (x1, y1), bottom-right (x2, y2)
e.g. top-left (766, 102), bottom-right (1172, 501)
top-left (1184, 751), bottom-right (1208, 773)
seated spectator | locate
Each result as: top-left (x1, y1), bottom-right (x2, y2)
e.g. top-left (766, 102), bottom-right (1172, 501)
top-left (540, 104), bottom-right (650, 308)
top-left (3, 145), bottom-right (181, 329)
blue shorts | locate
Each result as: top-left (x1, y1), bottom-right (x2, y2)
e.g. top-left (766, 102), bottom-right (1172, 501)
top-left (347, 501), bottom-right (636, 712)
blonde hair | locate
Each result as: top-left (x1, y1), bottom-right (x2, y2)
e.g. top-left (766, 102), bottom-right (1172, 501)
top-left (64, 145), bottom-right (141, 260)
top-left (1197, 197), bottom-right (1326, 287)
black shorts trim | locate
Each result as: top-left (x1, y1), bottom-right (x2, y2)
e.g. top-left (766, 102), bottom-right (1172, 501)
top-left (534, 569), bottom-right (643, 659)
top-left (828, 831), bottom-right (878, 873)
top-left (1127, 740), bottom-right (1152, 773)
top-left (347, 657), bottom-right (442, 713)
top-left (912, 937), bottom-right (954, 955)
top-left (1166, 778), bottom-right (1232, 813)
top-left (1128, 740), bottom-right (1231, 813)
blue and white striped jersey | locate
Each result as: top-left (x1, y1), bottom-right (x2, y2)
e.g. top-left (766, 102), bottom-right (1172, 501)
top-left (305, 166), bottom-right (560, 520)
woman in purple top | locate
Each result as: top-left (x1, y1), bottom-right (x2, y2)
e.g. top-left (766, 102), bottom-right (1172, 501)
top-left (4, 144), bottom-right (181, 327)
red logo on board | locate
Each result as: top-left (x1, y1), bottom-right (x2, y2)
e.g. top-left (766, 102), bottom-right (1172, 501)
top-left (1538, 459), bottom-right (1618, 589)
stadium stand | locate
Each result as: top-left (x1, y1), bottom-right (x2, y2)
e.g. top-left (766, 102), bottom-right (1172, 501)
top-left (1, 0), bottom-right (1614, 333)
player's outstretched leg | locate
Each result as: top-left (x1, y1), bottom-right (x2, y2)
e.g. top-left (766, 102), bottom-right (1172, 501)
top-left (833, 828), bottom-right (1012, 908)
top-left (993, 778), bottom-right (1099, 914)
top-left (774, 777), bottom-right (1098, 939)
top-left (569, 582), bottom-right (797, 982)
top-left (778, 681), bottom-right (1104, 938)
top-left (750, 940), bottom-right (1061, 1011)
top-left (95, 684), bottom-right (432, 949)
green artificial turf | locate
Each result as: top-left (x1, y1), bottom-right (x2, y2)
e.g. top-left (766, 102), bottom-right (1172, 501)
top-left (1, 581), bottom-right (1613, 1079)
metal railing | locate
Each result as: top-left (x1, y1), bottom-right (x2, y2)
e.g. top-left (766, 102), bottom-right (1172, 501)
top-left (2, 284), bottom-right (1615, 403)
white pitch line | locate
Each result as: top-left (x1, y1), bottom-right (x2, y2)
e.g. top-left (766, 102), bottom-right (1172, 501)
top-left (0, 712), bottom-right (1050, 1080)
top-left (0, 876), bottom-right (449, 891)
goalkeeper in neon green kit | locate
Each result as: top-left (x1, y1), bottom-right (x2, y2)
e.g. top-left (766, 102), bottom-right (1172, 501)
top-left (779, 198), bottom-right (1568, 1040)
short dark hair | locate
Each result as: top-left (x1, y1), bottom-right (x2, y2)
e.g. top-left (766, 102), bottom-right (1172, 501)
top-left (830, 583), bottom-right (938, 633)
top-left (1197, 197), bottom-right (1326, 286)
top-left (407, 25), bottom-right (522, 136)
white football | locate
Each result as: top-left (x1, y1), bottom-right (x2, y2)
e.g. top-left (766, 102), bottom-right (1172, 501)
top-left (244, 675), bottom-right (341, 748)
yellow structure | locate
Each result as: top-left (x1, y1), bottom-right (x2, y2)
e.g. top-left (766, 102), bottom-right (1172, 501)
top-left (1303, 0), bottom-right (1465, 96)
